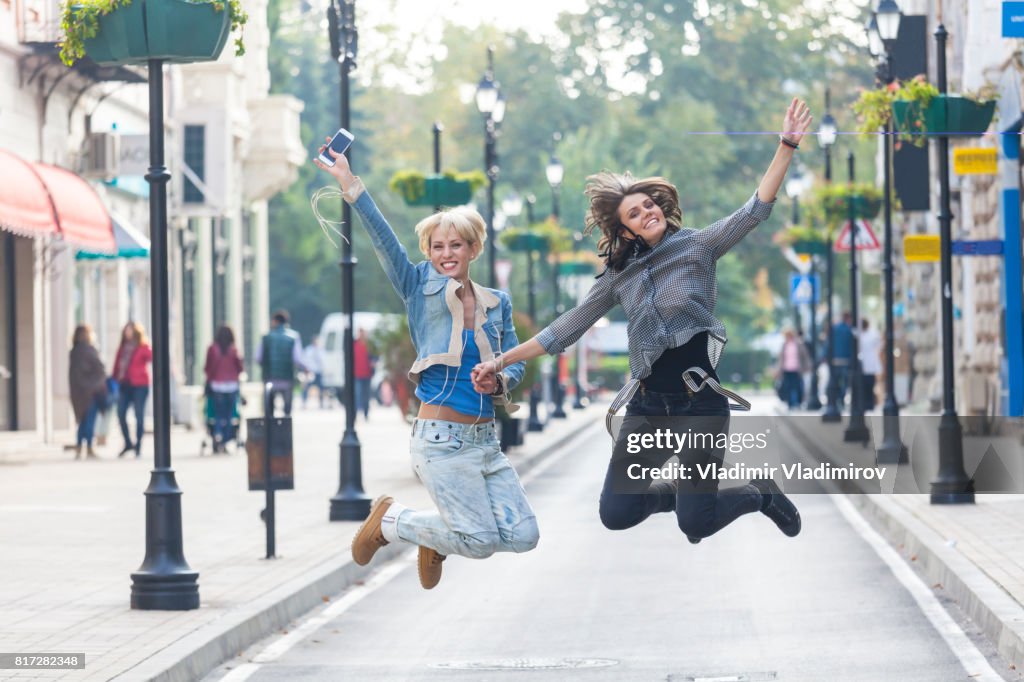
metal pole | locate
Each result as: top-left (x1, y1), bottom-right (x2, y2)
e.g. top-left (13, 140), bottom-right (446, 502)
top-left (486, 125), bottom-right (496, 288)
top-left (549, 188), bottom-right (566, 418)
top-left (330, 0), bottom-right (371, 521)
top-left (433, 121), bottom-right (443, 213)
top-left (844, 151), bottom-right (869, 443)
top-left (263, 383), bottom-right (276, 558)
top-left (877, 77), bottom-right (907, 462)
top-left (806, 243), bottom-right (822, 410)
top-left (130, 59), bottom-right (199, 610)
top-left (822, 115), bottom-right (841, 422)
top-left (525, 197), bottom-right (543, 431)
top-left (930, 24), bottom-right (974, 504)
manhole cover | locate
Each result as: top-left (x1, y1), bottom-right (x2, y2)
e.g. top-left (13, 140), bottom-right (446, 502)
top-left (430, 658), bottom-right (619, 671)
top-left (669, 673), bottom-right (777, 682)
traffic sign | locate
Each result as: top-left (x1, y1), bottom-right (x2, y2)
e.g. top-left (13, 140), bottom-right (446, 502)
top-left (953, 148), bottom-right (998, 175)
top-left (1004, 1), bottom-right (1024, 37)
top-left (834, 219), bottom-right (880, 252)
top-left (790, 273), bottom-right (819, 305)
top-left (953, 239), bottom-right (1004, 256)
top-left (904, 234), bottom-right (940, 262)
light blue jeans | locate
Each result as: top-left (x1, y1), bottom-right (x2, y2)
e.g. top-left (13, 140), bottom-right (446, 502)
top-left (395, 419), bottom-right (540, 559)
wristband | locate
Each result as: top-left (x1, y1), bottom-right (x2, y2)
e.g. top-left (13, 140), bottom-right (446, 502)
top-left (779, 136), bottom-right (799, 150)
top-left (491, 373), bottom-right (506, 396)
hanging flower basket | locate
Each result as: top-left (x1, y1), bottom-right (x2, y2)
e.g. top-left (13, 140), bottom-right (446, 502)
top-left (808, 183), bottom-right (882, 224)
top-left (892, 95), bottom-right (996, 139)
top-left (388, 170), bottom-right (484, 207)
top-left (60, 0), bottom-right (247, 67)
top-left (792, 240), bottom-right (828, 255)
top-left (499, 228), bottom-right (549, 253)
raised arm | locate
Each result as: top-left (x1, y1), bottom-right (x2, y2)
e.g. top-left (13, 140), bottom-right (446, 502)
top-left (700, 98), bottom-right (813, 259)
top-left (314, 141), bottom-right (420, 301)
top-left (757, 98), bottom-right (812, 203)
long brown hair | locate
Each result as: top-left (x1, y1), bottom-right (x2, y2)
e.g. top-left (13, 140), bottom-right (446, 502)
top-left (583, 171), bottom-right (683, 272)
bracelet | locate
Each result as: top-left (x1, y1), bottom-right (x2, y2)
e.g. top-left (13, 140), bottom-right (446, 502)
top-left (779, 136), bottom-right (799, 150)
top-left (490, 373), bottom-right (506, 396)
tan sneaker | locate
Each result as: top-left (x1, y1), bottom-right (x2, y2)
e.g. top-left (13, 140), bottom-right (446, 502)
top-left (418, 546), bottom-right (446, 589)
top-left (351, 495), bottom-right (394, 565)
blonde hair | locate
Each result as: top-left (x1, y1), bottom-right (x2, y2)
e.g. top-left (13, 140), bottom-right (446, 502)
top-left (414, 207), bottom-right (487, 260)
top-left (122, 321), bottom-right (149, 347)
top-left (584, 171), bottom-right (683, 271)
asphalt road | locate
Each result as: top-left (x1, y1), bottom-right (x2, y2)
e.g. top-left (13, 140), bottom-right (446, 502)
top-left (204, 415), bottom-right (1018, 682)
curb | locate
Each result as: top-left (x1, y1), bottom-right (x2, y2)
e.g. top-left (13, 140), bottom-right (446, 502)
top-left (780, 415), bottom-right (1024, 670)
top-left (117, 407), bottom-right (604, 682)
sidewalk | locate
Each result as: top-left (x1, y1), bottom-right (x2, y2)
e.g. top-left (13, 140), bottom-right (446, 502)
top-left (0, 398), bottom-right (606, 682)
top-left (780, 405), bottom-right (1024, 669)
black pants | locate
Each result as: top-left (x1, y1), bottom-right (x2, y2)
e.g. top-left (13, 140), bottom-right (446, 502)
top-left (599, 386), bottom-right (762, 540)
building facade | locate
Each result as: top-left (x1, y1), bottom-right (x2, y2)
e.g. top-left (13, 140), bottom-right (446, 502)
top-left (0, 0), bottom-right (305, 452)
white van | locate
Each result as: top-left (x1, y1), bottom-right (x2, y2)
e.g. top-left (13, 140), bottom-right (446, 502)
top-left (319, 312), bottom-right (396, 402)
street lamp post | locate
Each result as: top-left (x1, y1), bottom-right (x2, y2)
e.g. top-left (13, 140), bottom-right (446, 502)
top-left (929, 23), bottom-right (974, 504)
top-left (843, 151), bottom-right (870, 443)
top-left (786, 170), bottom-right (822, 411)
top-left (872, 0), bottom-right (908, 464)
top-left (432, 121), bottom-right (443, 213)
top-left (130, 58), bottom-right (200, 611)
top-left (328, 0), bottom-right (371, 522)
top-left (476, 46), bottom-right (504, 289)
top-left (546, 153), bottom-right (567, 419)
top-left (523, 194), bottom-right (544, 431)
top-left (818, 91), bottom-right (841, 423)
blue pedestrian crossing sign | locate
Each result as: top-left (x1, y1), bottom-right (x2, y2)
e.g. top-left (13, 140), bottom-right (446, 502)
top-left (790, 274), bottom-right (819, 305)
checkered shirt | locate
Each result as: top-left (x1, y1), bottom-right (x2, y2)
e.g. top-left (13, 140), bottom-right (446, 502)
top-left (536, 191), bottom-right (775, 380)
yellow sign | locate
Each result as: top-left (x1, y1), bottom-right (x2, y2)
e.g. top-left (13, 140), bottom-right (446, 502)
top-left (904, 235), bottom-right (941, 262)
top-left (953, 148), bottom-right (997, 175)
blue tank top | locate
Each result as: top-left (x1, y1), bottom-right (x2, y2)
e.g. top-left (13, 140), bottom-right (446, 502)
top-left (416, 330), bottom-right (495, 418)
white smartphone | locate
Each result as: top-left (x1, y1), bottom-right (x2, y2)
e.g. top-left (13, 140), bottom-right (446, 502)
top-left (317, 128), bottom-right (354, 167)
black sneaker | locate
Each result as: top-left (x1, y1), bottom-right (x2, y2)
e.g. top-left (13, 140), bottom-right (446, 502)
top-left (750, 479), bottom-right (801, 537)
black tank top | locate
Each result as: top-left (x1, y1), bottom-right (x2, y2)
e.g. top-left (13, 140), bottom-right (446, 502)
top-left (643, 331), bottom-right (718, 393)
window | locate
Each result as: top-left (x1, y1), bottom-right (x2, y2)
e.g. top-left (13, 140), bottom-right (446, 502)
top-left (183, 125), bottom-right (205, 204)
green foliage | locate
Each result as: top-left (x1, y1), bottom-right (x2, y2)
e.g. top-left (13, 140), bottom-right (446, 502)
top-left (387, 170), bottom-right (427, 204)
top-left (58, 0), bottom-right (247, 66)
top-left (807, 182), bottom-right (883, 226)
top-left (854, 76), bottom-right (939, 146)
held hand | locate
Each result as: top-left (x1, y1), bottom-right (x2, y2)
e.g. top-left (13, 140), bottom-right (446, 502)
top-left (781, 98), bottom-right (813, 147)
top-left (471, 361), bottom-right (498, 394)
top-left (312, 136), bottom-right (355, 187)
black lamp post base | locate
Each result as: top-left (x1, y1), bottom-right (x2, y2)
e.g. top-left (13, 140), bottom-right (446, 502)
top-left (130, 572), bottom-right (200, 610)
top-left (843, 421), bottom-right (870, 443)
top-left (877, 411), bottom-right (908, 464)
top-left (330, 495), bottom-right (371, 521)
top-left (528, 387), bottom-right (544, 431)
top-left (929, 414), bottom-right (975, 505)
top-left (821, 407), bottom-right (842, 423)
top-left (930, 490), bottom-right (976, 504)
top-left (806, 397), bottom-right (823, 410)
top-left (130, 470), bottom-right (199, 610)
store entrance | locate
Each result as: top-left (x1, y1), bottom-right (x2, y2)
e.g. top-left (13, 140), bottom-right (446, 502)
top-left (0, 231), bottom-right (15, 430)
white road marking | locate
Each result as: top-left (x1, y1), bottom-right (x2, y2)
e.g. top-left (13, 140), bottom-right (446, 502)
top-left (830, 494), bottom-right (1004, 682)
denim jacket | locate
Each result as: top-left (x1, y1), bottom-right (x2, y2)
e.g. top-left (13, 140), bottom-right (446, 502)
top-left (343, 179), bottom-right (524, 412)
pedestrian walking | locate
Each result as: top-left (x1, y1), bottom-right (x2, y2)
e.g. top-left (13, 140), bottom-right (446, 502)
top-left (256, 310), bottom-right (303, 417)
top-left (112, 321), bottom-right (152, 458)
top-left (830, 311), bottom-right (854, 407)
top-left (858, 318), bottom-right (882, 411)
top-left (776, 328), bottom-right (810, 409)
top-left (315, 142), bottom-right (536, 590)
top-left (204, 324), bottom-right (244, 453)
top-left (353, 328), bottom-right (374, 419)
top-left (68, 324), bottom-right (108, 459)
top-left (474, 99), bottom-right (812, 544)
top-left (301, 334), bottom-right (326, 409)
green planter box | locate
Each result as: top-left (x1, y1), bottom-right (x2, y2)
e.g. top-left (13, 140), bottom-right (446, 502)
top-left (82, 0), bottom-right (231, 66)
top-left (80, 1), bottom-right (148, 64)
top-left (404, 176), bottom-right (473, 207)
top-left (558, 261), bottom-right (594, 275)
top-left (823, 195), bottom-right (881, 222)
top-left (145, 0), bottom-right (231, 63)
top-left (892, 95), bottom-right (997, 139)
top-left (503, 233), bottom-right (548, 253)
top-left (792, 240), bottom-right (827, 255)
